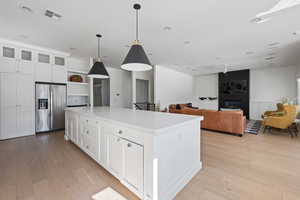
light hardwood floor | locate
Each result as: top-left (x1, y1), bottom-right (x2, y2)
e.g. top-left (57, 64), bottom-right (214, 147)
top-left (0, 129), bottom-right (300, 200)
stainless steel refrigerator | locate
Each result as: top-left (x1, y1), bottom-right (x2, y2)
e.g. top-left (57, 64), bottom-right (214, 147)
top-left (35, 83), bottom-right (67, 133)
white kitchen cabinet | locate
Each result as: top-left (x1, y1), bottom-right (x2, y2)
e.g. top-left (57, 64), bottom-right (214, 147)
top-left (79, 117), bottom-right (100, 162)
top-left (0, 73), bottom-right (34, 140)
top-left (67, 112), bottom-right (79, 144)
top-left (52, 65), bottom-right (67, 83)
top-left (107, 134), bottom-right (123, 178)
top-left (122, 139), bottom-right (144, 195)
top-left (0, 45), bottom-right (17, 73)
top-left (65, 107), bottom-right (202, 200)
top-left (17, 73), bottom-right (35, 135)
top-left (99, 131), bottom-right (108, 167)
top-left (35, 62), bottom-right (52, 82)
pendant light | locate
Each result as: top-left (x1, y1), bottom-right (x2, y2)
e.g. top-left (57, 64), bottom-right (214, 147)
top-left (121, 3), bottom-right (152, 71)
top-left (88, 34), bottom-right (109, 78)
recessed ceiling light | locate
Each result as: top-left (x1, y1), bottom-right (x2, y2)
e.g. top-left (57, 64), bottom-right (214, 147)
top-left (216, 57), bottom-right (221, 60)
top-left (19, 5), bottom-right (33, 13)
top-left (163, 26), bottom-right (172, 31)
top-left (44, 10), bottom-right (62, 20)
top-left (268, 42), bottom-right (280, 46)
top-left (184, 41), bottom-right (191, 45)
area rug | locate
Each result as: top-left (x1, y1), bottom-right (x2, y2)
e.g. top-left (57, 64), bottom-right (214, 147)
top-left (92, 187), bottom-right (128, 200)
top-left (245, 120), bottom-right (262, 135)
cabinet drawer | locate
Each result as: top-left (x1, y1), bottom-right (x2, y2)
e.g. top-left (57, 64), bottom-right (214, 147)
top-left (103, 124), bottom-right (143, 145)
top-left (81, 116), bottom-right (100, 126)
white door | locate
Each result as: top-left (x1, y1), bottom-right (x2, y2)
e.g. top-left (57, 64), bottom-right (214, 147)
top-left (17, 73), bottom-right (35, 136)
top-left (35, 63), bottom-right (52, 82)
top-left (123, 140), bottom-right (144, 193)
top-left (0, 73), bottom-right (18, 139)
top-left (52, 65), bottom-right (67, 83)
top-left (108, 134), bottom-right (123, 178)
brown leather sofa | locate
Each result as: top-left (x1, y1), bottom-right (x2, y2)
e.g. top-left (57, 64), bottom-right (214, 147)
top-left (169, 104), bottom-right (246, 136)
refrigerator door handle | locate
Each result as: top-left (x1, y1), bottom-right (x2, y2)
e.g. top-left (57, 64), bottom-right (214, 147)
top-left (50, 85), bottom-right (53, 130)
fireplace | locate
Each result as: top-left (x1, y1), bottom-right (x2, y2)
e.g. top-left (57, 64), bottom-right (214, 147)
top-left (219, 70), bottom-right (249, 119)
top-left (223, 100), bottom-right (243, 109)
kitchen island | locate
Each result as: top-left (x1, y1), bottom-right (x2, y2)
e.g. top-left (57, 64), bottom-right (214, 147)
top-left (65, 107), bottom-right (203, 200)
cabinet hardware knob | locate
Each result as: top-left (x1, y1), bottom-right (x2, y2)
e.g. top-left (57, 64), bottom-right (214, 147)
top-left (118, 130), bottom-right (122, 134)
top-left (86, 120), bottom-right (88, 122)
top-left (127, 143), bottom-right (132, 147)
top-left (87, 130), bottom-right (89, 134)
top-left (86, 145), bottom-right (89, 149)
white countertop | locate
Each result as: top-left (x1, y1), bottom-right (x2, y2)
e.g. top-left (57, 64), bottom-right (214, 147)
top-left (66, 106), bottom-right (203, 133)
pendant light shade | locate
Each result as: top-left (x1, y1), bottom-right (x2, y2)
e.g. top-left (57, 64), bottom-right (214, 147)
top-left (121, 4), bottom-right (152, 71)
top-left (88, 34), bottom-right (109, 79)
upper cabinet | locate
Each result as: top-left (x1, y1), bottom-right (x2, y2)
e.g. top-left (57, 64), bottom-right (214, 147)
top-left (0, 42), bottom-right (68, 84)
top-left (52, 55), bottom-right (67, 83)
top-left (0, 45), bottom-right (18, 73)
top-left (36, 52), bottom-right (52, 82)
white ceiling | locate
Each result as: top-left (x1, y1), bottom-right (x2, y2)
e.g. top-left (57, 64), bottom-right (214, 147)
top-left (1, 0), bottom-right (300, 75)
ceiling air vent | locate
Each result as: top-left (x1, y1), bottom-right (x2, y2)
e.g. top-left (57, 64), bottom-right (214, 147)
top-left (44, 10), bottom-right (62, 20)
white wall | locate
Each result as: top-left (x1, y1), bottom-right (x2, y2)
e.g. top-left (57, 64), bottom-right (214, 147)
top-left (154, 65), bottom-right (194, 110)
top-left (192, 74), bottom-right (218, 110)
top-left (192, 65), bottom-right (298, 120)
top-left (105, 67), bottom-right (132, 108)
top-left (250, 65), bottom-right (297, 119)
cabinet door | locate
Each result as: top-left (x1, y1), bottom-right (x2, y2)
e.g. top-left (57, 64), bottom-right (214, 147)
top-left (35, 63), bottom-right (52, 82)
top-left (123, 140), bottom-right (144, 193)
top-left (67, 114), bottom-right (77, 144)
top-left (19, 60), bottom-right (35, 74)
top-left (52, 65), bottom-right (67, 83)
top-left (100, 132), bottom-right (109, 167)
top-left (0, 73), bottom-right (18, 139)
top-left (84, 124), bottom-right (100, 162)
top-left (0, 58), bottom-right (18, 73)
top-left (17, 74), bottom-right (35, 137)
top-left (108, 134), bottom-right (123, 178)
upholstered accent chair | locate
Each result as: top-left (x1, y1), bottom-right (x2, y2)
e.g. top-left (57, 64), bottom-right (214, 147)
top-left (262, 104), bottom-right (297, 137)
top-left (262, 103), bottom-right (285, 118)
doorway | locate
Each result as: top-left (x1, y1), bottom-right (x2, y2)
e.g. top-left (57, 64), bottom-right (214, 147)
top-left (136, 79), bottom-right (149, 103)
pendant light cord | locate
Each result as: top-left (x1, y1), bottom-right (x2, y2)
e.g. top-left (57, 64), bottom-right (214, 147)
top-left (136, 9), bottom-right (139, 41)
top-left (98, 37), bottom-right (100, 58)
